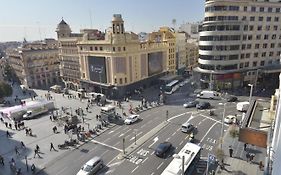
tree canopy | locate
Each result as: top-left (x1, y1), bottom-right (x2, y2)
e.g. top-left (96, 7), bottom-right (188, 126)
top-left (0, 82), bottom-right (12, 98)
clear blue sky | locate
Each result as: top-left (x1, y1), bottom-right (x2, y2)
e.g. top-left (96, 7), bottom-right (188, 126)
top-left (0, 0), bottom-right (205, 42)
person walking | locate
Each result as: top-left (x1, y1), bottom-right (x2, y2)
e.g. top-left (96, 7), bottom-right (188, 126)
top-left (31, 164), bottom-right (36, 174)
top-left (229, 146), bottom-right (233, 157)
top-left (50, 142), bottom-right (56, 151)
top-left (35, 145), bottom-right (40, 152)
top-left (0, 155), bottom-right (4, 165)
top-left (15, 146), bottom-right (20, 156)
top-left (33, 149), bottom-right (41, 158)
top-left (52, 126), bottom-right (57, 134)
top-left (6, 130), bottom-right (11, 138)
top-left (244, 143), bottom-right (247, 151)
top-left (20, 141), bottom-right (25, 149)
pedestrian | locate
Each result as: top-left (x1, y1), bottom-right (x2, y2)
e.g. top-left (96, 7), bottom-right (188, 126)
top-left (96, 115), bottom-right (98, 121)
top-left (29, 128), bottom-right (33, 136)
top-left (50, 142), bottom-right (56, 151)
top-left (14, 122), bottom-right (18, 130)
top-left (36, 145), bottom-right (40, 152)
top-left (4, 122), bottom-right (8, 128)
top-left (25, 128), bottom-right (29, 136)
top-left (246, 152), bottom-right (250, 162)
top-left (6, 130), bottom-right (11, 138)
top-left (52, 126), bottom-right (57, 133)
top-left (9, 123), bottom-right (12, 129)
top-left (64, 125), bottom-right (68, 134)
top-left (20, 141), bottom-right (25, 149)
top-left (250, 153), bottom-right (255, 163)
top-left (259, 161), bottom-right (264, 171)
top-left (82, 117), bottom-right (85, 123)
top-left (31, 164), bottom-right (36, 174)
top-left (244, 143), bottom-right (247, 151)
top-left (15, 146), bottom-right (20, 156)
top-left (33, 149), bottom-right (41, 158)
top-left (229, 146), bottom-right (233, 157)
top-left (0, 155), bottom-right (4, 165)
top-left (49, 115), bottom-right (53, 121)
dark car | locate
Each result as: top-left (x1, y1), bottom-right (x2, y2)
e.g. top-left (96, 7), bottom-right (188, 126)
top-left (226, 96), bottom-right (238, 102)
top-left (196, 101), bottom-right (211, 110)
top-left (155, 142), bottom-right (172, 157)
top-left (183, 100), bottom-right (199, 108)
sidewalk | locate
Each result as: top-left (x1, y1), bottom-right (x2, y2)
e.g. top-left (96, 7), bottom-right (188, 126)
top-left (215, 125), bottom-right (265, 175)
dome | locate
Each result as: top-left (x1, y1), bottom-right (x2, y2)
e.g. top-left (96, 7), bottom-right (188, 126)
top-left (112, 14), bottom-right (123, 22)
top-left (56, 18), bottom-right (71, 32)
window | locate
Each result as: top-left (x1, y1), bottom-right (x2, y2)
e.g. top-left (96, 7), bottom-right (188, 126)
top-left (247, 44), bottom-right (251, 49)
top-left (95, 46), bottom-right (98, 50)
top-left (99, 47), bottom-right (103, 51)
top-left (254, 52), bottom-right (258, 58)
top-left (250, 16), bottom-right (255, 21)
top-left (124, 77), bottom-right (127, 84)
top-left (266, 17), bottom-right (271, 22)
top-left (272, 34), bottom-right (276, 39)
top-left (113, 47), bottom-right (115, 51)
top-left (246, 53), bottom-right (251, 58)
top-left (256, 35), bottom-right (261, 40)
top-left (255, 44), bottom-right (260, 49)
top-left (248, 35), bottom-right (252, 40)
top-left (249, 25), bottom-right (254, 31)
top-left (260, 61), bottom-right (265, 66)
top-left (123, 47), bottom-right (126, 51)
top-left (260, 7), bottom-right (264, 12)
top-left (240, 54), bottom-right (245, 59)
top-left (259, 16), bottom-right (263, 21)
top-left (262, 52), bottom-right (266, 57)
top-left (274, 17), bottom-right (279, 22)
top-left (251, 6), bottom-right (256, 12)
top-left (243, 35), bottom-right (247, 40)
top-left (274, 26), bottom-right (278, 31)
top-left (118, 47), bottom-right (121, 51)
top-left (253, 61), bottom-right (257, 67)
top-left (268, 7), bottom-right (272, 12)
top-left (242, 44), bottom-right (246, 50)
top-left (263, 43), bottom-right (267, 48)
top-left (240, 63), bottom-right (244, 68)
top-left (242, 16), bottom-right (247, 21)
top-left (257, 26), bottom-right (262, 31)
top-left (269, 52), bottom-right (274, 56)
top-left (264, 35), bottom-right (269, 40)
top-left (244, 6), bottom-right (247, 11)
top-left (245, 62), bottom-right (249, 67)
top-left (276, 8), bottom-right (280, 13)
top-left (80, 47), bottom-right (83, 51)
top-left (90, 46), bottom-right (93, 51)
top-left (119, 78), bottom-right (123, 84)
top-left (114, 78), bottom-right (117, 84)
top-left (244, 25), bottom-right (248, 31)
top-left (271, 43), bottom-right (275, 48)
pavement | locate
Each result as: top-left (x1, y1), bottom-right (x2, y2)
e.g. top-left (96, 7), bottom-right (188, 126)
top-left (0, 82), bottom-right (163, 175)
top-left (215, 125), bottom-right (265, 175)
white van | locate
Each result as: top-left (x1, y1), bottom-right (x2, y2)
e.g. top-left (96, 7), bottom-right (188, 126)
top-left (236, 101), bottom-right (250, 112)
top-left (181, 122), bottom-right (195, 133)
top-left (197, 90), bottom-right (220, 100)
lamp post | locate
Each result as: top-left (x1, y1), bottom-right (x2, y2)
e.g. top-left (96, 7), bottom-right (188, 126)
top-left (166, 110), bottom-right (169, 121)
top-left (134, 129), bottom-right (137, 145)
top-left (122, 137), bottom-right (125, 154)
top-left (219, 103), bottom-right (226, 149)
top-left (248, 84), bottom-right (253, 102)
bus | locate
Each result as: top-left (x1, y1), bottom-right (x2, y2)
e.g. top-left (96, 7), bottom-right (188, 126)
top-left (162, 80), bottom-right (180, 95)
top-left (161, 142), bottom-right (201, 175)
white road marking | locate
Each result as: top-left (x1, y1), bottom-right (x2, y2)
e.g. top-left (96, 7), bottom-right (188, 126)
top-left (103, 138), bottom-right (111, 143)
top-left (135, 158), bottom-right (143, 165)
top-left (100, 150), bottom-right (109, 157)
top-left (113, 141), bottom-right (120, 146)
top-left (112, 131), bottom-right (121, 137)
top-left (91, 140), bottom-right (122, 152)
top-left (150, 151), bottom-right (154, 155)
top-left (185, 134), bottom-right (189, 140)
top-left (175, 147), bottom-right (178, 150)
top-left (119, 133), bottom-right (124, 137)
top-left (167, 111), bottom-right (193, 122)
top-left (55, 167), bottom-right (68, 175)
top-left (131, 166), bottom-right (139, 173)
top-left (108, 131), bottom-right (114, 134)
top-left (171, 132), bottom-right (177, 136)
top-left (199, 122), bottom-right (218, 145)
top-left (107, 160), bottom-right (123, 167)
top-left (142, 157), bottom-right (148, 164)
top-left (157, 162), bottom-right (164, 170)
top-left (149, 141), bottom-right (156, 148)
top-left (140, 125), bottom-right (145, 128)
top-left (176, 128), bottom-right (180, 132)
top-left (166, 137), bottom-right (170, 141)
top-left (179, 141), bottom-right (184, 145)
top-left (151, 173), bottom-right (155, 175)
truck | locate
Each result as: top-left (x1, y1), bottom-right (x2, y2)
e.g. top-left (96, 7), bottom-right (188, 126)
top-left (236, 101), bottom-right (250, 112)
top-left (23, 107), bottom-right (48, 119)
top-left (197, 90), bottom-right (221, 100)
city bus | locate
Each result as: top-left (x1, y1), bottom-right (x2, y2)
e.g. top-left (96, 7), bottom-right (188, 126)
top-left (161, 142), bottom-right (201, 175)
top-left (162, 80), bottom-right (180, 95)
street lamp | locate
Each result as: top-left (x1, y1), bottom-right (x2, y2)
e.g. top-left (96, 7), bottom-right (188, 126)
top-left (219, 103), bottom-right (226, 149)
top-left (134, 129), bottom-right (137, 145)
top-left (248, 84), bottom-right (253, 102)
top-left (166, 110), bottom-right (169, 121)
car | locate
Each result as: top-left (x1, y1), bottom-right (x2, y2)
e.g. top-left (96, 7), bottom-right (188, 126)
top-left (124, 114), bottom-right (139, 124)
top-left (183, 100), bottom-right (199, 108)
top-left (226, 96), bottom-right (238, 102)
top-left (181, 122), bottom-right (195, 133)
top-left (155, 142), bottom-right (172, 157)
top-left (77, 156), bottom-right (103, 175)
top-left (179, 82), bottom-right (185, 87)
top-left (196, 101), bottom-right (211, 110)
top-left (224, 115), bottom-right (236, 124)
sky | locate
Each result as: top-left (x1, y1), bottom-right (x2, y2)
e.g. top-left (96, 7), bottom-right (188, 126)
top-left (0, 0), bottom-right (205, 42)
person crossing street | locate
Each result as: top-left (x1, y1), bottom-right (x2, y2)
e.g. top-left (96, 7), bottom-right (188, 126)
top-left (50, 142), bottom-right (56, 151)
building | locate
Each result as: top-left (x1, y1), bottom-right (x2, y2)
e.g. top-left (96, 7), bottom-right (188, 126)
top-left (197, 0), bottom-right (281, 90)
top-left (77, 14), bottom-right (176, 98)
top-left (178, 22), bottom-right (201, 40)
top-left (7, 39), bottom-right (60, 88)
top-left (56, 19), bottom-right (105, 90)
top-left (186, 39), bottom-right (199, 72)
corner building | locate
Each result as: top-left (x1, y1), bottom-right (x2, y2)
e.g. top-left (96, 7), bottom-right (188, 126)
top-left (78, 14), bottom-right (176, 98)
top-left (197, 0), bottom-right (281, 90)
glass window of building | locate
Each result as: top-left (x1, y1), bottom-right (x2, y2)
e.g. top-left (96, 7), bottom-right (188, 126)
top-left (260, 61), bottom-right (265, 66)
top-left (250, 16), bottom-right (255, 21)
top-left (253, 61), bottom-right (257, 67)
top-left (241, 54), bottom-right (245, 59)
top-left (274, 26), bottom-right (278, 31)
top-left (260, 7), bottom-right (264, 12)
top-left (119, 78), bottom-right (122, 84)
top-left (262, 52), bottom-right (266, 57)
top-left (265, 25), bottom-right (270, 31)
top-left (90, 46), bottom-right (93, 51)
top-left (254, 52), bottom-right (258, 58)
top-left (263, 43), bottom-right (267, 48)
top-left (257, 26), bottom-right (262, 31)
top-left (255, 44), bottom-right (260, 49)
top-left (245, 62), bottom-right (249, 67)
top-left (256, 35), bottom-right (261, 40)
top-left (244, 25), bottom-right (248, 31)
top-left (272, 34), bottom-right (276, 39)
top-left (244, 6), bottom-right (247, 11)
top-left (247, 44), bottom-right (251, 49)
top-left (268, 7), bottom-right (272, 13)
top-left (123, 47), bottom-right (126, 51)
top-left (276, 8), bottom-right (280, 13)
top-left (266, 17), bottom-right (271, 22)
top-left (271, 43), bottom-right (275, 48)
top-left (259, 16), bottom-right (263, 21)
top-left (274, 17), bottom-right (279, 22)
top-left (246, 53), bottom-right (250, 58)
top-left (264, 35), bottom-right (269, 40)
top-left (95, 46), bottom-right (98, 50)
top-left (240, 63), bottom-right (244, 68)
top-left (248, 35), bottom-right (252, 40)
top-left (100, 47), bottom-right (103, 51)
top-left (113, 47), bottom-right (115, 51)
top-left (251, 6), bottom-right (256, 12)
top-left (269, 52), bottom-right (274, 56)
top-left (249, 25), bottom-right (254, 31)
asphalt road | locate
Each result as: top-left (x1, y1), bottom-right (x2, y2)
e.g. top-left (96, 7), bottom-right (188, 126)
top-left (37, 81), bottom-right (257, 175)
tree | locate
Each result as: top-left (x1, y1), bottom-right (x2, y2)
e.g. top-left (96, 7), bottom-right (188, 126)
top-left (0, 82), bottom-right (12, 99)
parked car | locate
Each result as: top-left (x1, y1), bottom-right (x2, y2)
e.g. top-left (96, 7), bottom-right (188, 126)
top-left (226, 96), bottom-right (238, 102)
top-left (155, 142), bottom-right (172, 157)
top-left (224, 115), bottom-right (236, 124)
top-left (197, 90), bottom-right (221, 100)
top-left (183, 100), bottom-right (199, 108)
top-left (236, 101), bottom-right (250, 112)
top-left (124, 114), bottom-right (139, 125)
top-left (196, 101), bottom-right (211, 110)
top-left (77, 156), bottom-right (103, 175)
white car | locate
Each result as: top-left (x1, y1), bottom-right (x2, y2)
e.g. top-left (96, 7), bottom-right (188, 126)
top-left (124, 115), bottom-right (139, 125)
top-left (77, 156), bottom-right (103, 175)
top-left (224, 115), bottom-right (236, 124)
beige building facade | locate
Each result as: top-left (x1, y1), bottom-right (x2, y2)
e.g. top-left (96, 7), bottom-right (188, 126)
top-left (77, 14), bottom-right (176, 98)
top-left (7, 39), bottom-right (60, 88)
